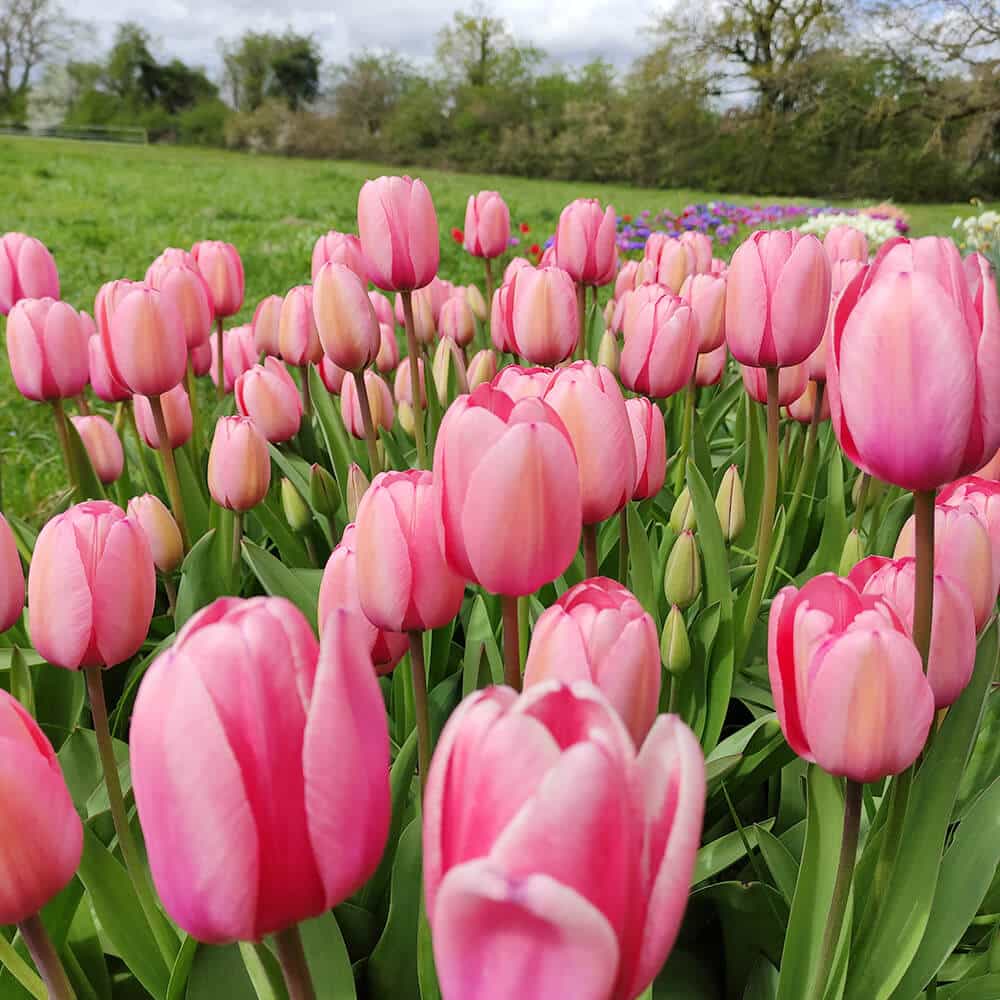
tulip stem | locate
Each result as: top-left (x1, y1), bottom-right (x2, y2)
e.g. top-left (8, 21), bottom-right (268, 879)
top-left (483, 258), bottom-right (494, 316)
top-left (231, 511), bottom-right (244, 589)
top-left (74, 393), bottom-right (90, 416)
top-left (582, 522), bottom-right (599, 578)
top-left (575, 282), bottom-right (586, 361)
top-left (786, 382), bottom-right (825, 530)
top-left (83, 665), bottom-right (177, 968)
top-left (273, 925), bottom-right (316, 1000)
top-left (501, 594), bottom-right (522, 691)
top-left (185, 361), bottom-right (203, 451)
top-left (400, 291), bottom-right (429, 468)
top-left (215, 317), bottom-right (225, 400)
top-left (407, 631), bottom-right (431, 796)
top-left (353, 370), bottom-right (382, 476)
top-left (618, 505), bottom-right (630, 585)
top-left (50, 399), bottom-right (80, 497)
top-left (913, 489), bottom-right (936, 672)
top-left (853, 473), bottom-right (872, 535)
top-left (148, 394), bottom-right (190, 552)
top-left (17, 914), bottom-right (74, 1000)
top-left (812, 779), bottom-right (862, 999)
top-left (743, 367), bottom-right (781, 645)
top-left (674, 376), bottom-right (698, 494)
top-left (162, 575), bottom-right (178, 617)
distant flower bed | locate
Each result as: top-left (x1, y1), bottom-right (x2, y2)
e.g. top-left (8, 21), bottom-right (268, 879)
top-left (799, 211), bottom-right (902, 248)
top-left (954, 208), bottom-right (1000, 258)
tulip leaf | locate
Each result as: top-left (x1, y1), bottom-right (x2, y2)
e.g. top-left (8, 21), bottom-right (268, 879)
top-left (64, 417), bottom-right (107, 503)
top-left (31, 661), bottom-right (85, 751)
top-left (8, 645), bottom-right (32, 716)
top-left (240, 539), bottom-right (320, 631)
top-left (238, 942), bottom-right (285, 1000)
top-left (691, 412), bottom-right (714, 492)
top-left (251, 493), bottom-right (312, 568)
top-left (462, 595), bottom-right (503, 694)
top-left (754, 825), bottom-right (799, 905)
top-left (173, 447), bottom-right (210, 544)
top-left (308, 365), bottom-right (356, 495)
top-left (938, 974), bottom-right (1000, 999)
top-left (267, 446), bottom-right (315, 514)
top-left (67, 897), bottom-right (112, 1000)
top-left (298, 912), bottom-right (356, 1000)
top-left (703, 376), bottom-right (745, 442)
top-left (166, 936), bottom-right (197, 1000)
top-left (417, 899), bottom-right (442, 1000)
top-left (174, 529), bottom-right (231, 629)
top-left (736, 396), bottom-right (765, 553)
top-left (627, 501), bottom-right (659, 622)
top-left (380, 424), bottom-right (411, 475)
top-left (694, 818), bottom-right (775, 884)
top-left (186, 944), bottom-right (256, 999)
top-left (801, 451), bottom-right (847, 579)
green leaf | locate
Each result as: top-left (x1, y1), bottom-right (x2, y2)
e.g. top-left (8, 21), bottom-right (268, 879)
top-left (65, 416), bottom-right (107, 502)
top-left (32, 664), bottom-right (85, 751)
top-left (9, 646), bottom-right (33, 715)
top-left (166, 937), bottom-right (197, 1000)
top-left (462, 594), bottom-right (504, 694)
top-left (237, 942), bottom-right (285, 1000)
top-left (694, 819), bottom-right (775, 884)
top-left (299, 912), bottom-right (356, 1000)
top-left (173, 447), bottom-right (210, 544)
top-left (939, 975), bottom-right (1000, 999)
top-left (627, 501), bottom-right (658, 622)
top-left (308, 365), bottom-right (355, 498)
top-left (755, 825), bottom-right (799, 905)
top-left (417, 900), bottom-right (442, 1000)
top-left (251, 495), bottom-right (311, 568)
top-left (174, 529), bottom-right (230, 628)
top-left (801, 452), bottom-right (847, 578)
top-left (241, 539), bottom-right (321, 631)
top-left (186, 944), bottom-right (256, 999)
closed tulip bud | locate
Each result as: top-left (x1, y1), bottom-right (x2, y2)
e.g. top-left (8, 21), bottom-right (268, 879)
top-left (394, 356), bottom-right (427, 406)
top-left (726, 230), bottom-right (831, 368)
top-left (313, 262), bottom-right (380, 372)
top-left (645, 234), bottom-right (696, 294)
top-left (6, 297), bottom-right (91, 401)
top-left (0, 232), bottom-right (59, 315)
top-left (524, 578), bottom-right (660, 745)
top-left (838, 529), bottom-right (866, 578)
top-left (131, 598), bottom-right (390, 942)
top-left (597, 330), bottom-right (619, 374)
top-left (189, 338), bottom-right (212, 377)
top-left (680, 272), bottom-right (727, 353)
top-left (603, 299), bottom-right (616, 329)
top-left (28, 501), bottom-right (155, 669)
top-left (126, 494), bottom-right (183, 574)
top-left (397, 399), bottom-right (414, 435)
top-left (504, 256), bottom-right (533, 283)
top-left (429, 276), bottom-right (456, 325)
top-left (407, 287), bottom-right (437, 344)
top-left (278, 285), bottom-right (322, 366)
top-left (614, 283), bottom-right (662, 338)
top-left (851, 471), bottom-right (885, 510)
top-left (368, 290), bottom-right (394, 328)
top-left (768, 574), bottom-right (934, 780)
top-left (680, 231), bottom-right (713, 274)
top-left (133, 385), bottom-right (193, 450)
top-left (191, 240), bottom-right (244, 317)
top-left (490, 282), bottom-right (513, 352)
top-left (439, 294), bottom-right (475, 348)
top-left (715, 465), bottom-right (745, 541)
top-left (311, 230), bottom-right (367, 283)
top-left (146, 263), bottom-right (212, 349)
top-left (235, 357), bottom-right (304, 443)
top-left (375, 323), bottom-right (400, 372)
top-left (433, 337), bottom-right (469, 405)
top-left (310, 463), bottom-right (340, 519)
top-left (670, 488), bottom-right (696, 532)
top-left (319, 524), bottom-right (407, 672)
top-left (491, 363), bottom-right (553, 401)
top-left (149, 247), bottom-right (198, 272)
top-left (464, 191), bottom-right (511, 259)
top-left (211, 324), bottom-right (257, 393)
top-left (346, 463), bottom-right (370, 521)
top-left (342, 369), bottom-right (394, 440)
top-left (466, 282), bottom-right (487, 321)
top-left (824, 225), bottom-right (869, 264)
top-left (252, 295), bottom-right (283, 357)
top-left (316, 355), bottom-right (347, 394)
top-left (614, 259), bottom-right (641, 300)
top-left (507, 266), bottom-right (579, 364)
top-left (466, 348), bottom-right (497, 389)
top-left (424, 682), bottom-right (705, 1000)
top-left (939, 476), bottom-right (1000, 562)
top-left (0, 514), bottom-right (25, 633)
top-left (94, 278), bottom-right (140, 340)
top-left (358, 175), bottom-right (439, 291)
top-left (626, 396), bottom-right (666, 500)
top-left (661, 604), bottom-right (692, 676)
top-left (787, 380), bottom-right (831, 423)
top-left (742, 361), bottom-right (809, 406)
top-left (71, 415), bottom-right (123, 484)
top-left (355, 470), bottom-right (465, 631)
top-left (88, 331), bottom-right (131, 402)
top-left (664, 531), bottom-right (701, 609)
top-left (696, 343), bottom-right (728, 387)
top-left (0, 689), bottom-right (82, 923)
top-left (280, 478), bottom-right (312, 533)
top-left (208, 416), bottom-right (270, 512)
top-left (621, 292), bottom-right (699, 399)
top-left (555, 198), bottom-right (618, 286)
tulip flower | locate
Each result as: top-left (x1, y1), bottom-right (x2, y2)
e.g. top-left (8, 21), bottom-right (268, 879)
top-left (423, 681), bottom-right (705, 1000)
top-left (346, 464), bottom-right (370, 521)
top-left (252, 295), bottom-right (284, 358)
top-left (439, 294), bottom-right (475, 348)
top-left (644, 234), bottom-right (696, 294)
top-left (134, 385), bottom-right (193, 450)
top-left (554, 198), bottom-right (618, 286)
top-left (626, 397), bottom-right (666, 501)
top-left (804, 258), bottom-right (865, 385)
top-left (311, 230), bottom-right (367, 283)
top-left (620, 291), bottom-right (699, 399)
top-left (715, 465), bottom-right (746, 541)
top-left (145, 262), bottom-right (212, 350)
top-left (148, 246), bottom-right (197, 272)
top-left (88, 332), bottom-right (131, 403)
top-left (189, 338), bottom-right (212, 377)
top-left (670, 490), bottom-right (696, 533)
top-left (313, 262), bottom-right (380, 372)
top-left (6, 297), bottom-right (90, 402)
top-left (319, 523), bottom-right (408, 673)
top-left (680, 273), bottom-right (726, 353)
top-left (466, 283), bottom-right (487, 322)
top-left (490, 364), bottom-right (552, 402)
top-left (208, 416), bottom-right (271, 513)
top-left (0, 514), bottom-right (25, 633)
top-left (523, 579), bottom-right (660, 745)
top-left (939, 476), bottom-right (1000, 559)
top-left (369, 290), bottom-right (394, 327)
top-left (375, 323), bottom-right (400, 372)
top-left (490, 282), bottom-right (513, 352)
top-left (0, 232), bottom-right (59, 315)
top-left (504, 256), bottom-right (533, 283)
top-left (130, 598), bottom-right (390, 945)
top-left (725, 230), bottom-right (831, 368)
top-left (210, 324), bottom-right (257, 394)
top-left (191, 240), bottom-right (244, 317)
top-left (433, 338), bottom-right (469, 405)
top-left (505, 266), bottom-right (580, 364)
top-left (94, 278), bottom-right (140, 339)
top-left (279, 285), bottom-right (322, 368)
top-left (696, 343), bottom-right (727, 387)
top-left (235, 358), bottom-right (303, 443)
top-left (464, 191), bottom-right (510, 260)
top-left (358, 176), bottom-right (439, 292)
top-left (824, 225), bottom-right (869, 264)
top-left (680, 231), bottom-right (713, 274)
top-left (126, 494), bottom-right (184, 575)
top-left (613, 283), bottom-right (663, 338)
top-left (341, 369), bottom-right (394, 439)
top-left (28, 500), bottom-right (154, 669)
top-left (742, 362), bottom-right (809, 407)
top-left (317, 356), bottom-right (347, 394)
top-left (71, 415), bottom-right (123, 484)
top-left (787, 381), bottom-right (831, 424)
top-left (467, 348), bottom-right (497, 389)
top-left (768, 573), bottom-right (934, 780)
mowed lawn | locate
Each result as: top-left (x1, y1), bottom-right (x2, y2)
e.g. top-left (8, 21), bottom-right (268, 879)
top-left (0, 136), bottom-right (985, 520)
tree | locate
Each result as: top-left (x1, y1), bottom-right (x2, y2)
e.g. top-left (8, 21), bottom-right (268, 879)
top-left (330, 52), bottom-right (413, 137)
top-left (221, 31), bottom-right (320, 112)
top-left (0, 0), bottom-right (77, 115)
top-left (267, 35), bottom-right (320, 110)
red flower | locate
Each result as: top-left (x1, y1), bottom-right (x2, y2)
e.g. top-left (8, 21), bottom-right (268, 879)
top-left (451, 228), bottom-right (464, 244)
top-left (530, 243), bottom-right (541, 257)
top-left (623, 214), bottom-right (633, 223)
top-left (519, 222), bottom-right (531, 234)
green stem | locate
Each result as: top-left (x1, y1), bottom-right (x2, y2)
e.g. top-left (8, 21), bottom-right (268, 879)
top-left (674, 377), bottom-right (697, 494)
top-left (17, 914), bottom-right (73, 1000)
top-left (299, 365), bottom-right (313, 420)
top-left (0, 926), bottom-right (46, 999)
top-left (83, 665), bottom-right (177, 968)
top-left (273, 925), bottom-right (316, 1000)
top-left (74, 393), bottom-right (90, 416)
top-left (231, 510), bottom-right (244, 588)
top-left (162, 575), bottom-right (178, 618)
top-left (812, 779), bottom-right (863, 999)
top-left (502, 594), bottom-right (521, 691)
top-left (483, 257), bottom-right (494, 314)
top-left (215, 317), bottom-right (225, 400)
top-left (786, 381), bottom-right (824, 529)
top-left (853, 473), bottom-right (872, 535)
top-left (185, 361), bottom-right (202, 451)
top-left (51, 399), bottom-right (79, 497)
top-left (582, 522), bottom-right (599, 578)
top-left (575, 282), bottom-right (587, 361)
top-left (618, 505), bottom-right (630, 585)
top-left (408, 631), bottom-right (431, 796)
top-left (517, 594), bottom-right (529, 671)
top-left (401, 290), bottom-right (428, 468)
top-left (353, 370), bottom-right (382, 476)
top-left (148, 395), bottom-right (190, 551)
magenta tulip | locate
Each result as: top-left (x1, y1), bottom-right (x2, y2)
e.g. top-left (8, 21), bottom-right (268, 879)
top-left (620, 291), bottom-right (699, 399)
top-left (464, 191), bottom-right (511, 259)
top-left (191, 240), bottom-right (244, 317)
top-left (554, 199), bottom-right (618, 286)
top-left (626, 397), bottom-right (667, 500)
top-left (6, 298), bottom-right (90, 401)
top-left (134, 385), bottom-right (193, 450)
top-left (0, 232), bottom-right (59, 315)
top-left (0, 514), bottom-right (25, 633)
top-left (208, 416), bottom-right (270, 512)
top-left (71, 415), bottom-right (124, 484)
top-left (311, 231), bottom-right (367, 283)
top-left (235, 358), bottom-right (303, 443)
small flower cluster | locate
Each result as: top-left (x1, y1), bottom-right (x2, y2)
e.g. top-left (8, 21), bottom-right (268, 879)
top-left (799, 210), bottom-right (900, 248)
top-left (953, 208), bottom-right (1000, 257)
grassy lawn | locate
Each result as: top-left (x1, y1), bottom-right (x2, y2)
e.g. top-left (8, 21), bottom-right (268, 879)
top-left (0, 136), bottom-right (986, 520)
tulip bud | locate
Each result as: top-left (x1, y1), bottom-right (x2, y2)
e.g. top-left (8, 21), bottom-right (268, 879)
top-left (191, 240), bottom-right (244, 317)
top-left (463, 191), bottom-right (511, 260)
top-left (433, 337), bottom-right (469, 405)
top-left (133, 385), bottom-right (193, 450)
top-left (279, 285), bottom-right (322, 367)
top-left (235, 358), bottom-right (303, 444)
top-left (127, 494), bottom-right (184, 574)
top-left (664, 531), bottom-right (701, 609)
top-left (852, 473), bottom-right (885, 511)
top-left (311, 230), bottom-right (367, 283)
top-left (346, 463), bottom-right (370, 521)
top-left (71, 415), bottom-right (124, 485)
top-left (661, 604), bottom-right (691, 676)
top-left (554, 198), bottom-right (618, 286)
top-left (252, 294), bottom-right (283, 358)
top-left (715, 465), bottom-right (745, 541)
top-left (466, 283), bottom-right (487, 322)
top-left (0, 514), bottom-right (25, 633)
top-left (838, 529), bottom-right (866, 577)
top-left (314, 262), bottom-right (380, 372)
top-left (208, 416), bottom-right (271, 512)
top-left (7, 298), bottom-right (91, 402)
top-left (670, 489), bottom-right (696, 533)
top-left (341, 370), bottom-right (395, 440)
top-left (316, 356), bottom-right (347, 394)
top-left (310, 464), bottom-right (340, 519)
top-left (375, 324), bottom-right (400, 373)
top-left (439, 294), bottom-right (476, 348)
top-left (105, 287), bottom-right (188, 397)
top-left (281, 478), bottom-right (312, 533)
top-left (466, 348), bottom-right (497, 389)
top-left (597, 331), bottom-right (619, 374)
top-left (0, 232), bottom-right (59, 315)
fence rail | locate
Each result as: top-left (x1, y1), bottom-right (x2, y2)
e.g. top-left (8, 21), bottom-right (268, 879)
top-left (0, 123), bottom-right (148, 145)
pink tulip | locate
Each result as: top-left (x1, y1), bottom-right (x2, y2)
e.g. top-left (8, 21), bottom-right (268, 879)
top-left (126, 494), bottom-right (184, 574)
top-left (148, 247), bottom-right (197, 271)
top-left (978, 447), bottom-right (1000, 480)
top-left (278, 285), bottom-right (322, 367)
top-left (210, 324), bottom-right (257, 393)
top-left (504, 257), bottom-right (533, 283)
top-left (679, 231), bottom-right (713, 274)
top-left (358, 176), bottom-right (440, 291)
top-left (725, 230), bottom-right (831, 368)
top-left (28, 501), bottom-right (154, 669)
top-left (620, 291), bottom-right (699, 399)
top-left (354, 470), bottom-right (465, 631)
top-left (786, 381), bottom-right (831, 423)
top-left (626, 397), bottom-right (666, 500)
top-left (104, 286), bottom-right (188, 397)
top-left (0, 514), bottom-right (25, 633)
top-left (191, 240), bottom-right (244, 317)
top-left (88, 332), bottom-right (130, 402)
top-left (768, 573), bottom-right (934, 780)
top-left (824, 225), bottom-right (869, 264)
top-left (433, 385), bottom-right (581, 595)
top-left (0, 233), bottom-right (59, 315)
top-left (316, 356), bottom-right (347, 394)
top-left (134, 385), bottom-right (193, 450)
top-left (393, 356), bottom-right (427, 407)
top-left (680, 272), bottom-right (726, 353)
top-left (861, 557), bottom-right (977, 708)
top-left (491, 364), bottom-right (553, 401)
top-left (252, 295), bottom-right (283, 358)
top-left (439, 294), bottom-right (475, 348)
top-left (742, 362), bottom-right (809, 407)
top-left (376, 323), bottom-right (400, 372)
top-left (311, 231), bottom-right (367, 283)
top-left (208, 416), bottom-right (270, 512)
top-left (6, 298), bottom-right (90, 401)
top-left (613, 283), bottom-right (663, 339)
top-left (71, 415), bottom-right (123, 484)
top-left (130, 598), bottom-right (390, 942)
top-left (423, 265), bottom-right (454, 323)
top-left (523, 579), bottom-right (660, 744)
top-left (94, 279), bottom-right (140, 340)
top-left (145, 262), bottom-right (212, 349)
top-left (467, 348), bottom-right (497, 389)
top-left (313, 263), bottom-right (380, 372)
top-left (319, 523), bottom-right (408, 673)
top-left (235, 358), bottom-right (303, 443)
top-left (0, 688), bottom-right (82, 924)
top-left (396, 287), bottom-right (437, 344)
top-left (189, 338), bottom-right (212, 377)
top-left (424, 681), bottom-right (705, 1000)
top-left (939, 476), bottom-right (1000, 561)
top-left (555, 199), bottom-right (618, 286)
top-left (643, 234), bottom-right (695, 294)
top-left (432, 338), bottom-right (469, 403)
top-left (490, 282), bottom-right (513, 352)
top-left (805, 258), bottom-right (864, 383)
top-left (614, 260), bottom-right (641, 300)
top-left (695, 343), bottom-right (727, 387)
top-left (342, 370), bottom-right (394, 439)
top-left (507, 267), bottom-right (579, 364)
top-left (464, 191), bottom-right (511, 259)
top-left (710, 257), bottom-right (728, 276)
top-left (543, 362), bottom-right (636, 524)
top-left (369, 290), bottom-right (394, 328)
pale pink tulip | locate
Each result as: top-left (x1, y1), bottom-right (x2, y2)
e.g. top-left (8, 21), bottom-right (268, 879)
top-left (126, 494), bottom-right (184, 574)
top-left (252, 295), bottom-right (283, 358)
top-left (742, 362), bottom-right (809, 407)
top-left (279, 285), bottom-right (322, 367)
top-left (235, 358), bottom-right (303, 443)
top-left (314, 263), bottom-right (380, 372)
top-left (555, 199), bottom-right (618, 286)
top-left (207, 416), bottom-right (270, 512)
top-left (6, 298), bottom-right (90, 401)
top-left (134, 385), bottom-right (193, 450)
top-left (0, 232), bottom-right (58, 315)
top-left (342, 370), bottom-right (394, 439)
top-left (191, 241), bottom-right (244, 317)
top-left (626, 397), bottom-right (667, 500)
top-left (464, 191), bottom-right (511, 259)
top-left (311, 231), bottom-right (367, 283)
top-left (0, 514), bottom-right (25, 633)
top-left (71, 415), bottom-right (123, 484)
top-left (620, 292), bottom-right (699, 399)
top-left (145, 262), bottom-right (212, 349)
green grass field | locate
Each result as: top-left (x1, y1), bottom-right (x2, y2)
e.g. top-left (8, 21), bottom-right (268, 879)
top-left (0, 136), bottom-right (987, 520)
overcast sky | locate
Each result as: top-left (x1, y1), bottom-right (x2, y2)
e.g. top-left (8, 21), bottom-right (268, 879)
top-left (73, 1), bottom-right (669, 79)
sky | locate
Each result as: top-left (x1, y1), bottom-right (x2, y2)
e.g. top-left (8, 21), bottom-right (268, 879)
top-left (72, 0), bottom-right (669, 79)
